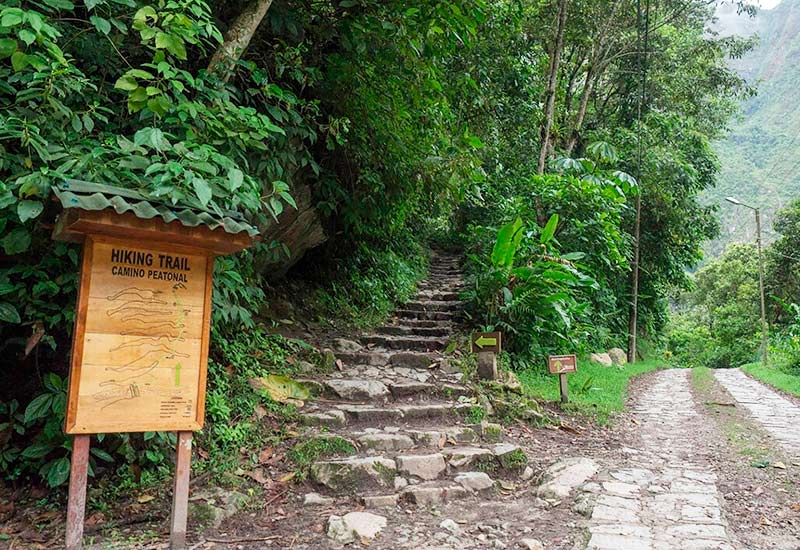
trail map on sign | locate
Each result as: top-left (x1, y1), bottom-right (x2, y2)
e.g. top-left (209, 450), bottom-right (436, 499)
top-left (66, 238), bottom-right (211, 434)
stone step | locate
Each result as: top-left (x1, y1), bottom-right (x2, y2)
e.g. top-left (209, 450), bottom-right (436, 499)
top-left (302, 400), bottom-right (476, 428)
top-left (312, 444), bottom-right (526, 494)
top-left (361, 335), bottom-right (447, 352)
top-left (335, 402), bottom-right (473, 423)
top-left (375, 325), bottom-right (450, 337)
top-left (335, 350), bottom-right (441, 369)
top-left (355, 426), bottom-right (480, 451)
top-left (395, 309), bottom-right (457, 321)
top-left (404, 300), bottom-right (463, 312)
top-left (415, 291), bottom-right (461, 301)
top-left (320, 378), bottom-right (469, 402)
top-left (389, 318), bottom-right (453, 329)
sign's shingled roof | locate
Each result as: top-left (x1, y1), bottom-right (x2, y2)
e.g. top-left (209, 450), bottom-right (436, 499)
top-left (53, 180), bottom-right (259, 237)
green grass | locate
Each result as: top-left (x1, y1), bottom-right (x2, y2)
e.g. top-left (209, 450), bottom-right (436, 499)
top-left (741, 362), bottom-right (800, 398)
top-left (518, 358), bottom-right (664, 423)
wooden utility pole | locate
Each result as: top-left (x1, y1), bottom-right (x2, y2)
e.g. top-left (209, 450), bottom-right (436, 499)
top-left (628, 0), bottom-right (650, 364)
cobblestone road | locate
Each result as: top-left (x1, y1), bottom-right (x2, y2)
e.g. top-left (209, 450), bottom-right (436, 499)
top-left (714, 368), bottom-right (800, 455)
top-left (586, 369), bottom-right (736, 550)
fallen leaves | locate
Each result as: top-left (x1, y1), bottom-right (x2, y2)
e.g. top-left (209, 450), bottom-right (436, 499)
top-left (136, 494), bottom-right (155, 504)
top-left (250, 375), bottom-right (311, 406)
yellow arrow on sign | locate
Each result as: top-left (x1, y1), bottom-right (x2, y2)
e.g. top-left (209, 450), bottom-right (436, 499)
top-left (475, 336), bottom-right (497, 348)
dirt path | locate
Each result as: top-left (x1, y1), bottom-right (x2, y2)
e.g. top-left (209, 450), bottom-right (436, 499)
top-left (714, 368), bottom-right (800, 454)
top-left (585, 369), bottom-right (736, 550)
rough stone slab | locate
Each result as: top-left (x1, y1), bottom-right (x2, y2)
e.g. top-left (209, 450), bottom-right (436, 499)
top-left (397, 403), bottom-right (463, 419)
top-left (337, 404), bottom-right (403, 422)
top-left (396, 453), bottom-right (447, 480)
top-left (311, 456), bottom-right (396, 492)
top-left (441, 446), bottom-right (494, 468)
top-left (536, 457), bottom-right (600, 499)
top-left (327, 512), bottom-right (386, 543)
top-left (454, 471), bottom-right (494, 492)
top-left (301, 410), bottom-right (347, 428)
top-left (325, 379), bottom-right (389, 400)
top-left (388, 382), bottom-right (436, 398)
top-left (357, 433), bottom-right (415, 451)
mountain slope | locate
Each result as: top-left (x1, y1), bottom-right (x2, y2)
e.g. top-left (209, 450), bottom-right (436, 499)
top-left (708, 0), bottom-right (800, 255)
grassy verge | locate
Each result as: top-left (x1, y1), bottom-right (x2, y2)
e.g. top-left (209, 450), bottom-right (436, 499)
top-left (518, 358), bottom-right (664, 423)
top-left (741, 362), bottom-right (800, 398)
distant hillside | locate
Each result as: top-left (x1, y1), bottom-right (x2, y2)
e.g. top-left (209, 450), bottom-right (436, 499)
top-left (707, 0), bottom-right (800, 256)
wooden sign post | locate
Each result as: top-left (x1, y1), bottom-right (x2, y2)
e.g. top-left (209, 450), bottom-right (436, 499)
top-left (548, 354), bottom-right (577, 404)
top-left (471, 331), bottom-right (502, 380)
top-left (52, 181), bottom-right (257, 550)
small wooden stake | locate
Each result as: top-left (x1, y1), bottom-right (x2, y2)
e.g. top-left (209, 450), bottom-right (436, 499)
top-left (66, 435), bottom-right (91, 550)
top-left (559, 373), bottom-right (569, 404)
top-left (170, 431), bottom-right (193, 549)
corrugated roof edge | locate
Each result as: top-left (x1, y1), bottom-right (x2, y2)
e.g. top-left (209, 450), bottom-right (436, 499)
top-left (53, 180), bottom-right (259, 237)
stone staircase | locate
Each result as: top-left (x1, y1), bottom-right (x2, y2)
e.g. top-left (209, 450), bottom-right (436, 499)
top-left (298, 250), bottom-right (529, 508)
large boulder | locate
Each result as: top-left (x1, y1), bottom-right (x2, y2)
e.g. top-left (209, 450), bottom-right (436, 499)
top-left (589, 352), bottom-right (613, 367)
top-left (608, 348), bottom-right (628, 366)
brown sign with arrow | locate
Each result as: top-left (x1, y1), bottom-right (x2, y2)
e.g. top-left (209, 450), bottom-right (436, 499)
top-left (548, 354), bottom-right (577, 374)
top-left (471, 331), bottom-right (502, 354)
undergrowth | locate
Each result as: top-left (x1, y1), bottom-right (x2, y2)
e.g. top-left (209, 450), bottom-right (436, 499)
top-left (519, 358), bottom-right (664, 423)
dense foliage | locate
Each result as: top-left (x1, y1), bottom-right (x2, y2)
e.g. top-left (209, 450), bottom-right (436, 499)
top-left (0, 0), bottom-right (754, 491)
top-left (668, 199), bottom-right (800, 372)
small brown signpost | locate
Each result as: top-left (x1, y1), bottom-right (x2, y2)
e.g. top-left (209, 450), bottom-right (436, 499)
top-left (548, 354), bottom-right (577, 404)
top-left (471, 331), bottom-right (502, 379)
top-left (52, 181), bottom-right (257, 550)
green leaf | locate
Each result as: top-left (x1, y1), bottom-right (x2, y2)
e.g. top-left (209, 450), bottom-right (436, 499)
top-left (2, 227), bottom-right (31, 254)
top-left (22, 442), bottom-right (53, 459)
top-left (192, 177), bottom-right (212, 206)
top-left (1, 8), bottom-right (24, 27)
top-left (17, 200), bottom-right (43, 222)
top-left (491, 218), bottom-right (524, 268)
top-left (10, 51), bottom-right (27, 72)
top-left (0, 302), bottom-right (20, 324)
top-left (540, 214), bottom-right (559, 244)
top-left (24, 394), bottom-right (53, 423)
top-left (228, 168), bottom-right (243, 191)
top-left (90, 448), bottom-right (114, 462)
top-left (0, 38), bottom-right (17, 58)
top-left (18, 30), bottom-right (36, 46)
top-left (114, 75), bottom-right (138, 91)
top-left (46, 457), bottom-right (70, 487)
top-left (253, 375), bottom-right (311, 404)
top-left (90, 15), bottom-right (111, 35)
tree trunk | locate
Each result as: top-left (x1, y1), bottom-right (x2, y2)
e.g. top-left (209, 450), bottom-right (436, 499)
top-left (565, 63), bottom-right (595, 156)
top-left (565, 0), bottom-right (622, 156)
top-left (207, 0), bottom-right (274, 82)
top-left (537, 0), bottom-right (570, 175)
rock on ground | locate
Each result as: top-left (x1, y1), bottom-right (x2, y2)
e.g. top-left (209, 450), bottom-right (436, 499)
top-left (589, 352), bottom-right (613, 367)
top-left (537, 457), bottom-right (600, 500)
top-left (607, 348), bottom-right (627, 365)
top-left (327, 512), bottom-right (387, 543)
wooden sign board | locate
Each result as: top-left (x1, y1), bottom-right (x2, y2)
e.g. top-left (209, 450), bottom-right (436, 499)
top-left (66, 236), bottom-right (213, 434)
top-left (548, 354), bottom-right (577, 374)
top-left (471, 331), bottom-right (502, 354)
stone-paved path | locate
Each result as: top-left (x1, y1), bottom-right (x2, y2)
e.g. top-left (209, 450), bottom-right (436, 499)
top-left (714, 368), bottom-right (800, 455)
top-left (585, 369), bottom-right (737, 550)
